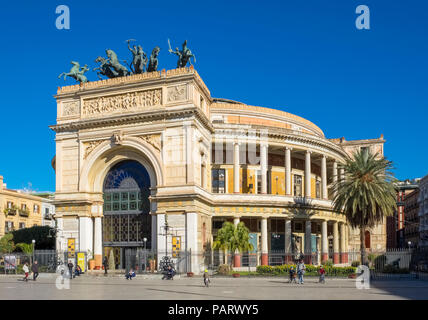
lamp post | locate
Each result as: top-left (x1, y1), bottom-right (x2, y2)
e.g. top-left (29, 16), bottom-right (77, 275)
top-left (164, 216), bottom-right (170, 257)
top-left (143, 237), bottom-right (147, 273)
top-left (31, 239), bottom-right (35, 264)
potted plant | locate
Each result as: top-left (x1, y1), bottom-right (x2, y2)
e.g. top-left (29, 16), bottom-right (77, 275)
top-left (187, 272), bottom-right (194, 277)
top-left (232, 273), bottom-right (240, 278)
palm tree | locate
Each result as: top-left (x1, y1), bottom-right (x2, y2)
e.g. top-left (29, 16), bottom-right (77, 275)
top-left (332, 149), bottom-right (397, 266)
top-left (213, 221), bottom-right (254, 267)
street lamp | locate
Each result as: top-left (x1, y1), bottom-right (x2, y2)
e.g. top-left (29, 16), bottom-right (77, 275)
top-left (143, 237), bottom-right (147, 273)
top-left (31, 239), bottom-right (35, 264)
top-left (408, 241), bottom-right (412, 249)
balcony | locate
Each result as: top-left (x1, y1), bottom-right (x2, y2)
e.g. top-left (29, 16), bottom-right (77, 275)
top-left (44, 213), bottom-right (53, 220)
top-left (18, 208), bottom-right (30, 217)
top-left (4, 208), bottom-right (17, 216)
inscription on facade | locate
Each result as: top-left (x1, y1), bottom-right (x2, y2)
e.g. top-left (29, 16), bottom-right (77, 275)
top-left (82, 89), bottom-right (162, 117)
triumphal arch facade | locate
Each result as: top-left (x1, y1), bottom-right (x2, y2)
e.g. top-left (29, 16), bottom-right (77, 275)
top-left (51, 67), bottom-right (386, 273)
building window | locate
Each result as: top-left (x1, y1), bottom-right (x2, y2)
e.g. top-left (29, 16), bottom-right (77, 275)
top-left (294, 175), bottom-right (302, 197)
top-left (45, 208), bottom-right (50, 214)
top-left (33, 204), bottom-right (39, 214)
top-left (5, 221), bottom-right (13, 233)
top-left (257, 170), bottom-right (262, 194)
top-left (211, 169), bottom-right (225, 193)
top-left (7, 201), bottom-right (13, 209)
top-left (21, 204), bottom-right (27, 210)
top-left (316, 180), bottom-right (321, 198)
top-left (361, 146), bottom-right (369, 154)
top-left (19, 223), bottom-right (25, 229)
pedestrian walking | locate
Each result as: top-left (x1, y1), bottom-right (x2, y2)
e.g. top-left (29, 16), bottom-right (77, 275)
top-left (31, 260), bottom-right (39, 281)
top-left (22, 263), bottom-right (29, 282)
top-left (67, 261), bottom-right (74, 279)
top-left (103, 256), bottom-right (108, 275)
top-left (297, 259), bottom-right (305, 284)
top-left (319, 265), bottom-right (326, 284)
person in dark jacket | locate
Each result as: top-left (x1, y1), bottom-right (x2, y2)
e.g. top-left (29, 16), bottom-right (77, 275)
top-left (103, 256), bottom-right (108, 275)
top-left (67, 261), bottom-right (74, 279)
top-left (31, 260), bottom-right (39, 281)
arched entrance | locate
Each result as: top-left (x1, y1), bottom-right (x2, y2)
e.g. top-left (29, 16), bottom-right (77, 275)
top-left (102, 160), bottom-right (151, 270)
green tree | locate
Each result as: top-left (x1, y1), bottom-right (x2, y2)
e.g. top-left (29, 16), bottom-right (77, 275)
top-left (12, 226), bottom-right (55, 249)
top-left (16, 243), bottom-right (33, 255)
top-left (0, 233), bottom-right (15, 253)
top-left (332, 150), bottom-right (397, 266)
top-left (213, 221), bottom-right (254, 266)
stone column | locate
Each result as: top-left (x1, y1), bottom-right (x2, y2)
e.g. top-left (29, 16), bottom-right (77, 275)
top-left (333, 222), bottom-right (339, 264)
top-left (305, 151), bottom-right (312, 198)
top-left (186, 212), bottom-right (199, 273)
top-left (332, 160), bottom-right (338, 198)
top-left (321, 155), bottom-right (328, 200)
top-left (304, 220), bottom-right (312, 264)
top-left (340, 223), bottom-right (347, 263)
top-left (94, 217), bottom-right (102, 267)
top-left (260, 143), bottom-right (268, 194)
top-left (321, 220), bottom-right (328, 263)
top-left (261, 217), bottom-right (268, 266)
top-left (285, 147), bottom-right (292, 196)
top-left (343, 225), bottom-right (350, 263)
top-left (285, 219), bottom-right (292, 262)
top-left (234, 142), bottom-right (240, 193)
top-left (233, 217), bottom-right (241, 267)
top-left (79, 216), bottom-right (93, 253)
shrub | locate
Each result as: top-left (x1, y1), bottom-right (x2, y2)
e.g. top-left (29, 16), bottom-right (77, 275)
top-left (324, 259), bottom-right (334, 267)
top-left (382, 265), bottom-right (409, 274)
top-left (217, 264), bottom-right (231, 275)
top-left (351, 261), bottom-right (360, 268)
top-left (256, 264), bottom-right (356, 277)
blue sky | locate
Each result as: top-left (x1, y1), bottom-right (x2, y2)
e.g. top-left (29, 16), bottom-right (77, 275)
top-left (0, 0), bottom-right (427, 191)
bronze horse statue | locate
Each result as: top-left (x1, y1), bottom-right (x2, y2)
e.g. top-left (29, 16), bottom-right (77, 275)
top-left (147, 46), bottom-right (161, 72)
top-left (58, 61), bottom-right (89, 83)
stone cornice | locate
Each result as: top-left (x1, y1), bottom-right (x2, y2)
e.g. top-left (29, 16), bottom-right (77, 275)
top-left (55, 67), bottom-right (211, 101)
top-left (49, 106), bottom-right (214, 133)
top-left (212, 127), bottom-right (349, 160)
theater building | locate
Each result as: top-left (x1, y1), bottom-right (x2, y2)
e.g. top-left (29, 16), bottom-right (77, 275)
top-left (51, 68), bottom-right (386, 272)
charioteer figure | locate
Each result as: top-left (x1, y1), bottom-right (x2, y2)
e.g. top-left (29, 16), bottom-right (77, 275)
top-left (168, 39), bottom-right (196, 68)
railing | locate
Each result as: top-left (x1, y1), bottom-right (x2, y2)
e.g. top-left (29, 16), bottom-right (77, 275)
top-left (4, 208), bottom-right (16, 216)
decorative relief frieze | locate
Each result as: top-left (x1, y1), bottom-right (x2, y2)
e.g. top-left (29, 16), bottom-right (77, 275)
top-left (167, 85), bottom-right (187, 102)
top-left (83, 140), bottom-right (104, 159)
top-left (62, 101), bottom-right (80, 117)
top-left (139, 134), bottom-right (161, 152)
top-left (82, 89), bottom-right (162, 117)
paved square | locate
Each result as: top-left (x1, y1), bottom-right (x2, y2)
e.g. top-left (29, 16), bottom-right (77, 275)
top-left (1, 275), bottom-right (428, 300)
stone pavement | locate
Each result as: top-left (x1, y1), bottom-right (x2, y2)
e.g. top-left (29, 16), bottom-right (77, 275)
top-left (1, 274), bottom-right (428, 300)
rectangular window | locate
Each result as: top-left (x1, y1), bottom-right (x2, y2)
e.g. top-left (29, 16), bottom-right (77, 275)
top-left (257, 170), bottom-right (262, 194)
top-left (45, 208), bottom-right (49, 214)
top-left (19, 223), bottom-right (25, 229)
top-left (316, 180), bottom-right (321, 198)
top-left (211, 169), bottom-right (225, 193)
top-left (294, 175), bottom-right (302, 197)
top-left (7, 202), bottom-right (13, 209)
top-left (33, 204), bottom-right (39, 213)
top-left (21, 204), bottom-right (27, 210)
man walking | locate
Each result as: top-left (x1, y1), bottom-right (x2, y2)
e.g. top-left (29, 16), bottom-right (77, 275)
top-left (297, 259), bottom-right (306, 284)
top-left (103, 256), bottom-right (108, 275)
top-left (67, 260), bottom-right (74, 279)
top-left (31, 260), bottom-right (39, 281)
top-left (22, 263), bottom-right (29, 282)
